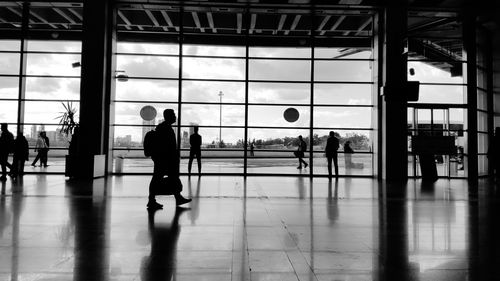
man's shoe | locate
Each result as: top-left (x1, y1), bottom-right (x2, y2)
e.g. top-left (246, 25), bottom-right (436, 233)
top-left (304, 163), bottom-right (308, 168)
top-left (0, 176), bottom-right (6, 181)
top-left (176, 197), bottom-right (192, 206)
top-left (147, 201), bottom-right (163, 210)
top-left (297, 166), bottom-right (302, 169)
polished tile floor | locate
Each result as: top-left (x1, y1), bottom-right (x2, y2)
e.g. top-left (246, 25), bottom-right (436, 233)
top-left (0, 175), bottom-right (499, 281)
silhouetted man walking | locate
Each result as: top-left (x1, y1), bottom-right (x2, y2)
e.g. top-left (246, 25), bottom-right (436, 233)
top-left (0, 123), bottom-right (14, 181)
top-left (296, 135), bottom-right (308, 169)
top-left (148, 109), bottom-right (191, 209)
top-left (325, 131), bottom-right (339, 179)
top-left (188, 126), bottom-right (202, 176)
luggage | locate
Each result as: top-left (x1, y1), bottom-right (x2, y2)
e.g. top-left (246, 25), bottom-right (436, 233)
top-left (152, 176), bottom-right (183, 195)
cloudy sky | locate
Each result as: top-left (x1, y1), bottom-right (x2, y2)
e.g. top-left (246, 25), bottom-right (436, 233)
top-left (0, 40), bottom-right (466, 145)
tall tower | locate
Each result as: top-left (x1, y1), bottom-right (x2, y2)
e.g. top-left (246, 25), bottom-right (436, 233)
top-left (142, 118), bottom-right (156, 144)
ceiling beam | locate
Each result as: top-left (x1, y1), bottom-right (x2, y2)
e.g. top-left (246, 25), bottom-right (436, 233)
top-left (321, 15), bottom-right (345, 35)
top-left (207, 12), bottom-right (217, 33)
top-left (67, 8), bottom-right (82, 21)
top-left (317, 15), bottom-right (331, 32)
top-left (117, 10), bottom-right (132, 30)
top-left (353, 17), bottom-right (372, 36)
top-left (285, 14), bottom-right (301, 35)
top-left (249, 13), bottom-right (256, 34)
top-left (30, 10), bottom-right (58, 29)
top-left (0, 15), bottom-right (21, 28)
top-left (191, 11), bottom-right (204, 32)
top-left (53, 8), bottom-right (76, 24)
top-left (276, 14), bottom-right (286, 35)
top-left (236, 13), bottom-right (242, 34)
top-left (145, 10), bottom-right (167, 31)
top-left (160, 10), bottom-right (179, 32)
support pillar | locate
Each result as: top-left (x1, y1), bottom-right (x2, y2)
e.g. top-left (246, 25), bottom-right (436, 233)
top-left (381, 4), bottom-right (408, 182)
top-left (76, 0), bottom-right (115, 179)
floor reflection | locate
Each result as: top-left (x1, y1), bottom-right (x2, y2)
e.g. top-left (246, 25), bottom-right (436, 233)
top-left (0, 176), bottom-right (499, 280)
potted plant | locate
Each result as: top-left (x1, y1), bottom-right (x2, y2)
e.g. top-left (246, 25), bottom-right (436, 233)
top-left (56, 101), bottom-right (79, 178)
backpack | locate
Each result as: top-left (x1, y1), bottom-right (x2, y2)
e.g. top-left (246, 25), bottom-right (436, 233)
top-left (143, 130), bottom-right (158, 157)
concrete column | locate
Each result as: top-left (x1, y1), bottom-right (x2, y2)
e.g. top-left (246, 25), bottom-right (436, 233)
top-left (380, 4), bottom-right (408, 182)
top-left (77, 0), bottom-right (115, 178)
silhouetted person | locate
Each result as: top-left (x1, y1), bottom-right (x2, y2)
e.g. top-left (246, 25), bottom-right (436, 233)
top-left (296, 135), bottom-right (308, 169)
top-left (344, 140), bottom-right (354, 169)
top-left (12, 133), bottom-right (29, 177)
top-left (31, 132), bottom-right (48, 167)
top-left (188, 126), bottom-right (202, 176)
top-left (325, 131), bottom-right (339, 179)
top-left (140, 207), bottom-right (187, 281)
top-left (489, 127), bottom-right (500, 180)
top-left (249, 142), bottom-right (255, 157)
top-left (148, 109), bottom-right (191, 209)
top-left (0, 123), bottom-right (14, 181)
top-left (41, 131), bottom-right (49, 167)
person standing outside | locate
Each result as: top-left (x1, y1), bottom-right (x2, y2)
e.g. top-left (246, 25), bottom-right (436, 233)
top-left (296, 135), bottom-right (308, 169)
top-left (0, 123), bottom-right (14, 181)
top-left (148, 109), bottom-right (191, 210)
top-left (40, 131), bottom-right (50, 167)
top-left (188, 125), bottom-right (202, 176)
top-left (31, 132), bottom-right (47, 167)
top-left (325, 131), bottom-right (339, 179)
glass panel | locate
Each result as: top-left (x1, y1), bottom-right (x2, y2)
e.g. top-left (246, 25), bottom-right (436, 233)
top-left (477, 68), bottom-right (487, 89)
top-left (478, 111), bottom-right (487, 132)
top-left (0, 101), bottom-right (18, 123)
top-left (249, 59), bottom-right (310, 81)
top-left (314, 60), bottom-right (371, 82)
top-left (116, 55), bottom-right (179, 78)
top-left (248, 105), bottom-right (310, 127)
top-left (27, 40), bottom-right (81, 52)
top-left (478, 132), bottom-right (488, 154)
top-left (182, 57), bottom-right (245, 80)
top-left (113, 126), bottom-right (144, 148)
top-left (0, 53), bottom-right (20, 74)
top-left (314, 84), bottom-right (372, 105)
top-left (249, 82), bottom-right (309, 104)
top-left (478, 155), bottom-right (488, 176)
top-left (249, 47), bottom-right (311, 58)
top-left (183, 81), bottom-right (244, 103)
top-left (407, 108), bottom-right (414, 130)
top-left (312, 129), bottom-right (372, 152)
top-left (179, 127), bottom-right (244, 149)
top-left (0, 76), bottom-right (19, 99)
top-left (22, 124), bottom-right (70, 148)
top-left (117, 42), bottom-right (179, 55)
top-left (181, 104), bottom-right (245, 126)
top-left (313, 153), bottom-right (373, 176)
top-left (25, 77), bottom-right (80, 100)
top-left (26, 53), bottom-right (82, 76)
top-left (416, 85), bottom-right (465, 104)
top-left (115, 79), bottom-right (178, 102)
top-left (0, 40), bottom-right (20, 51)
top-left (114, 102), bottom-right (177, 125)
top-left (184, 45), bottom-right (245, 57)
top-left (449, 109), bottom-right (465, 129)
top-left (408, 61), bottom-right (464, 84)
top-left (24, 101), bottom-right (80, 124)
top-left (247, 128), bottom-right (310, 174)
top-left (313, 107), bottom-right (372, 128)
top-left (477, 89), bottom-right (487, 110)
top-left (315, 48), bottom-right (372, 59)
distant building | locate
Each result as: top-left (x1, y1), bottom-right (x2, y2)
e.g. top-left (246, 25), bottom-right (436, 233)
top-left (31, 125), bottom-right (37, 139)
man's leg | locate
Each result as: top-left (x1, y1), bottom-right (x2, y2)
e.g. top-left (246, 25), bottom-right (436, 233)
top-left (188, 150), bottom-right (194, 175)
top-left (196, 151), bottom-right (201, 174)
top-left (147, 160), bottom-right (165, 209)
top-left (327, 156), bottom-right (332, 178)
top-left (333, 153), bottom-right (339, 178)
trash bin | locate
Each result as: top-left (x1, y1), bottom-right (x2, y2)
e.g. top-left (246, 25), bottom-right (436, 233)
top-left (115, 157), bottom-right (124, 173)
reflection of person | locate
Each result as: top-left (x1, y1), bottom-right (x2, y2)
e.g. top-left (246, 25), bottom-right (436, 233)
top-left (31, 132), bottom-right (48, 167)
top-left (140, 207), bottom-right (187, 281)
top-left (0, 123), bottom-right (14, 181)
top-left (188, 126), bottom-right (202, 176)
top-left (344, 141), bottom-right (354, 169)
top-left (488, 127), bottom-right (500, 180)
top-left (12, 133), bottom-right (29, 177)
top-left (296, 135), bottom-right (308, 169)
top-left (148, 109), bottom-right (191, 209)
top-left (325, 131), bottom-right (339, 179)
